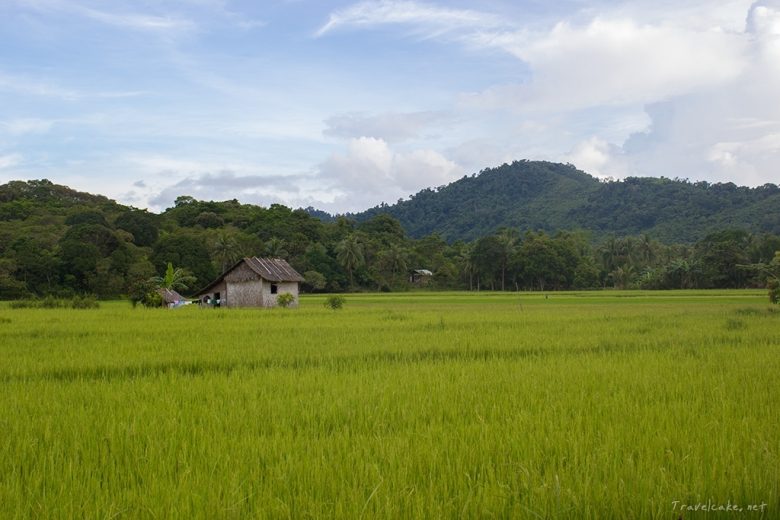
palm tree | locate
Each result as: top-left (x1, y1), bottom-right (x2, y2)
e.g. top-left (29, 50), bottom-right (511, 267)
top-left (265, 237), bottom-right (289, 259)
top-left (454, 245), bottom-right (475, 291)
top-left (151, 262), bottom-right (196, 292)
top-left (639, 234), bottom-right (656, 267)
top-left (600, 236), bottom-right (619, 274)
top-left (335, 234), bottom-right (364, 288)
top-left (496, 228), bottom-right (518, 291)
top-left (668, 259), bottom-right (696, 289)
top-left (212, 232), bottom-right (241, 272)
top-left (382, 244), bottom-right (409, 285)
top-left (611, 265), bottom-right (635, 289)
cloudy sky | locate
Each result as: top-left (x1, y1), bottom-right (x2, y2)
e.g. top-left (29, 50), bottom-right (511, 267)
top-left (1, 0), bottom-right (779, 212)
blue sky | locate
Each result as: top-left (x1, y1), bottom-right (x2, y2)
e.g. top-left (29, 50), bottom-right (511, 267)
top-left (1, 0), bottom-right (779, 212)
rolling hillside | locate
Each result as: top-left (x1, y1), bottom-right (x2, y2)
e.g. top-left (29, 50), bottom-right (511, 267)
top-left (350, 160), bottom-right (780, 242)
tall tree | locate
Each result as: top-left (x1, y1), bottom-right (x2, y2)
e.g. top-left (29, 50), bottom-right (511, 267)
top-left (212, 232), bottom-right (241, 272)
top-left (376, 244), bottom-right (409, 288)
top-left (495, 228), bottom-right (519, 291)
top-left (264, 237), bottom-right (289, 258)
top-left (335, 234), bottom-right (364, 288)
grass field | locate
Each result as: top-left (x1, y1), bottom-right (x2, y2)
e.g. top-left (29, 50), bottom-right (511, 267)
top-left (1, 291), bottom-right (778, 518)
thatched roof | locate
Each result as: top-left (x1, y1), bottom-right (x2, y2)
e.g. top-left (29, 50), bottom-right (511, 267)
top-left (196, 257), bottom-right (304, 295)
top-left (157, 288), bottom-right (185, 304)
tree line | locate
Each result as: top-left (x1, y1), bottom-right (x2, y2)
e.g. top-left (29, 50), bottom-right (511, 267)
top-left (1, 180), bottom-right (778, 301)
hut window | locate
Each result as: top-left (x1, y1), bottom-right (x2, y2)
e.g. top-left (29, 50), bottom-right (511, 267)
top-left (271, 284), bottom-right (278, 294)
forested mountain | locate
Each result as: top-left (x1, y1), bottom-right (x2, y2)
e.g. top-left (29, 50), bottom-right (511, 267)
top-left (1, 175), bottom-right (779, 301)
top-left (350, 161), bottom-right (780, 242)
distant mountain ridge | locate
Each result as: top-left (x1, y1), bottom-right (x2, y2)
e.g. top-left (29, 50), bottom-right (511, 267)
top-left (3, 161), bottom-right (779, 246)
top-left (345, 160), bottom-right (780, 243)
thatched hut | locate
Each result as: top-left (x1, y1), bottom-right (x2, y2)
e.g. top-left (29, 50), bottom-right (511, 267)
top-left (157, 288), bottom-right (186, 307)
top-left (195, 257), bottom-right (304, 308)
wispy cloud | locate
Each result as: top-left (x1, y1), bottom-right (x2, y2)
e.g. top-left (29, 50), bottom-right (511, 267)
top-left (0, 72), bottom-right (79, 100)
top-left (0, 71), bottom-right (149, 101)
top-left (76, 6), bottom-right (196, 32)
top-left (323, 111), bottom-right (451, 142)
top-left (1, 118), bottom-right (55, 135)
top-left (13, 0), bottom-right (196, 33)
top-left (315, 0), bottom-right (506, 38)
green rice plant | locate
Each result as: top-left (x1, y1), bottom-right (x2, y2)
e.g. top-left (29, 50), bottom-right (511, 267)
top-left (0, 290), bottom-right (777, 518)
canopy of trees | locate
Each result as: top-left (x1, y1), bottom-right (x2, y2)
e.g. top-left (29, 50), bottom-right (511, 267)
top-left (1, 175), bottom-right (778, 300)
top-left (349, 160), bottom-right (780, 243)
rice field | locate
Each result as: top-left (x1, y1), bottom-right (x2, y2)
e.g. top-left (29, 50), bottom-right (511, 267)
top-left (0, 291), bottom-right (778, 518)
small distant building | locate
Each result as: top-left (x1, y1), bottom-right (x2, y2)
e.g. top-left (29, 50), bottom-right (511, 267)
top-left (157, 288), bottom-right (186, 308)
top-left (409, 269), bottom-right (434, 286)
top-left (196, 257), bottom-right (304, 308)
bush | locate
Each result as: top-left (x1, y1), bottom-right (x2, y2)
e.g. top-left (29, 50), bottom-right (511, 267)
top-left (276, 293), bottom-right (295, 308)
top-left (40, 295), bottom-right (64, 308)
top-left (9, 300), bottom-right (36, 309)
top-left (71, 295), bottom-right (99, 309)
top-left (323, 295), bottom-right (345, 310)
top-left (769, 279), bottom-right (779, 304)
top-left (140, 291), bottom-right (163, 308)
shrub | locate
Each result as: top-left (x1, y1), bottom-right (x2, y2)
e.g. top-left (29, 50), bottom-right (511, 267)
top-left (71, 295), bottom-right (100, 309)
top-left (323, 295), bottom-right (345, 310)
top-left (276, 293), bottom-right (295, 308)
top-left (769, 279), bottom-right (779, 304)
top-left (40, 295), bottom-right (64, 309)
top-left (141, 291), bottom-right (163, 308)
top-left (9, 300), bottom-right (36, 309)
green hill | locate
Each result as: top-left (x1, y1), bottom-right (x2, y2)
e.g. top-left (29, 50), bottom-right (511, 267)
top-left (350, 160), bottom-right (780, 243)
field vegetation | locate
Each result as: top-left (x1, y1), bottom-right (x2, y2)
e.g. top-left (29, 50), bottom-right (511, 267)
top-left (1, 291), bottom-right (778, 518)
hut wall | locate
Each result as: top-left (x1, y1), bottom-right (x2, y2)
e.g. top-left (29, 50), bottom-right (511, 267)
top-left (226, 279), bottom-right (264, 307)
top-left (200, 281), bottom-right (226, 305)
top-left (260, 280), bottom-right (299, 308)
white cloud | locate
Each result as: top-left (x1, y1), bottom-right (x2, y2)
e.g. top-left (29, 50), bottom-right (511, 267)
top-left (602, 0), bottom-right (780, 186)
top-left (319, 137), bottom-right (463, 210)
top-left (147, 171), bottom-right (308, 209)
top-left (13, 0), bottom-right (196, 33)
top-left (77, 7), bottom-right (195, 32)
top-left (564, 137), bottom-right (630, 179)
top-left (463, 18), bottom-right (747, 112)
top-left (315, 0), bottom-right (504, 38)
top-left (565, 137), bottom-right (612, 178)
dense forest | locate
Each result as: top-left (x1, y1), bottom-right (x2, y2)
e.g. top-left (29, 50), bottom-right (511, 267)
top-left (1, 172), bottom-right (779, 302)
top-left (350, 160), bottom-right (780, 242)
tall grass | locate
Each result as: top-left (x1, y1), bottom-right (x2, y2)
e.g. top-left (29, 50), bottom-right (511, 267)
top-left (0, 291), bottom-right (777, 518)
